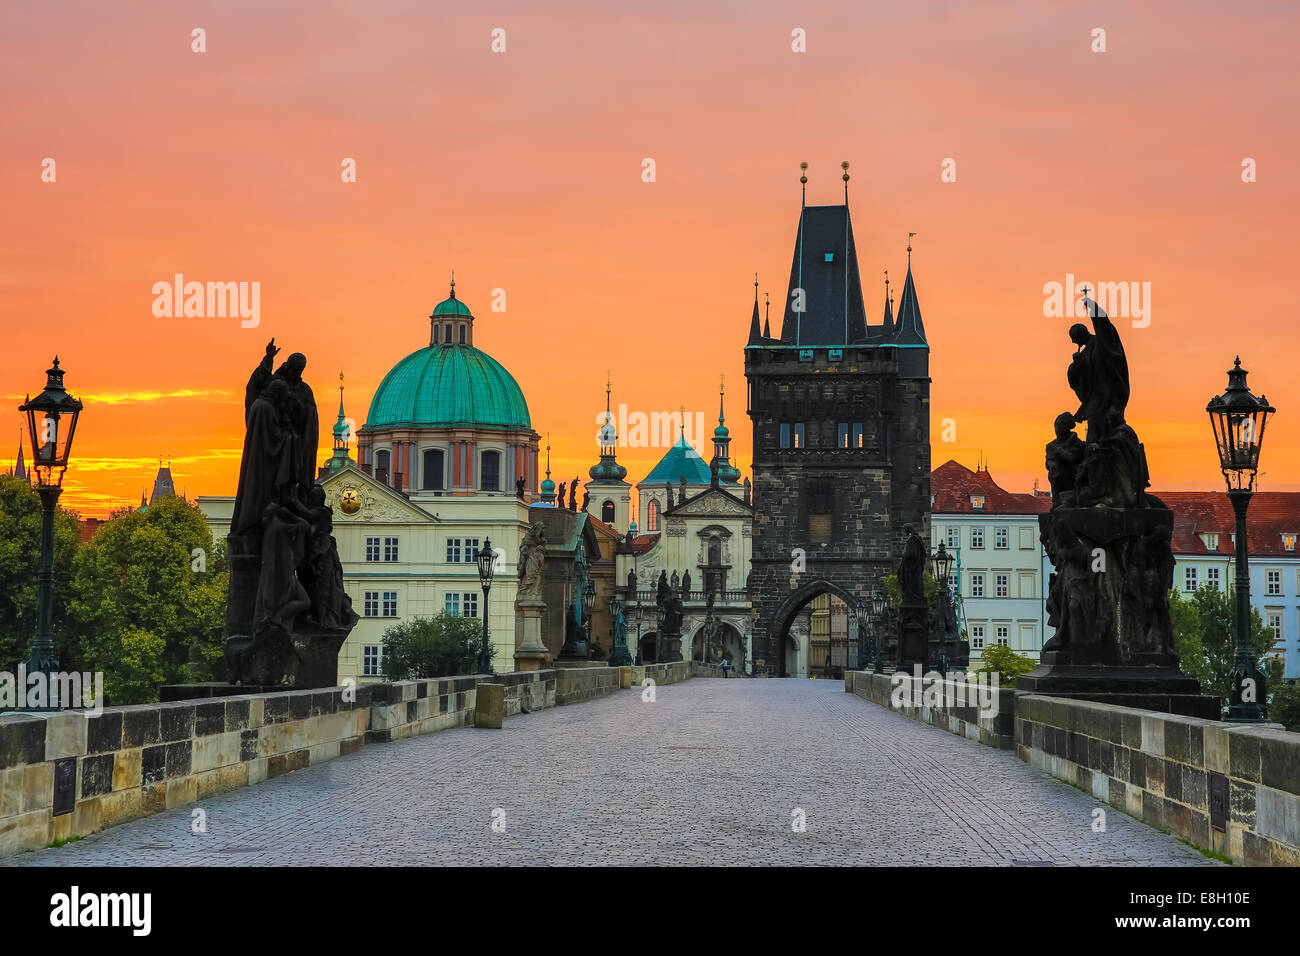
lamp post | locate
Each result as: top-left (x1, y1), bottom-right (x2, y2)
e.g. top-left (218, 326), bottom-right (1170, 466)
top-left (1207, 357), bottom-right (1275, 722)
top-left (18, 357), bottom-right (83, 711)
top-left (930, 542), bottom-right (955, 677)
top-left (582, 575), bottom-right (596, 658)
top-left (475, 536), bottom-right (496, 674)
top-left (871, 591), bottom-right (887, 674)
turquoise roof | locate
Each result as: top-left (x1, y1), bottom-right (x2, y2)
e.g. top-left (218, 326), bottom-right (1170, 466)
top-left (643, 436), bottom-right (712, 485)
top-left (431, 293), bottom-right (473, 317)
top-left (364, 344), bottom-right (531, 431)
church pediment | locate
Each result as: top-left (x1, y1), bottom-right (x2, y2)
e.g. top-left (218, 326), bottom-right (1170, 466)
top-left (319, 465), bottom-right (437, 524)
top-left (667, 487), bottom-right (752, 518)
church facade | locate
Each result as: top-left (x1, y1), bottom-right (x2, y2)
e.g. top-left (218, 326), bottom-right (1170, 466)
top-left (744, 170), bottom-right (932, 676)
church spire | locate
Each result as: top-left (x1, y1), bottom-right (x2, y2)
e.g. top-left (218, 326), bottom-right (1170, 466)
top-left (710, 374), bottom-right (741, 486)
top-left (747, 273), bottom-right (763, 344)
top-left (589, 372), bottom-right (628, 483)
top-left (326, 371), bottom-right (354, 474)
top-left (539, 436), bottom-right (557, 505)
top-left (882, 270), bottom-right (894, 332)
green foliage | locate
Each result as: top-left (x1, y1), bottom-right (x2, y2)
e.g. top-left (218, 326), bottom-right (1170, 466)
top-left (0, 476), bottom-right (82, 672)
top-left (1269, 681), bottom-right (1300, 734)
top-left (69, 497), bottom-right (227, 704)
top-left (881, 572), bottom-right (938, 606)
top-left (381, 613), bottom-right (489, 680)
top-left (970, 643), bottom-right (1037, 684)
top-left (1168, 585), bottom-right (1274, 703)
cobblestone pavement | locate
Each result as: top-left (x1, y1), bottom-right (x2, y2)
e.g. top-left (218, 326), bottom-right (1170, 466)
top-left (7, 679), bottom-right (1218, 866)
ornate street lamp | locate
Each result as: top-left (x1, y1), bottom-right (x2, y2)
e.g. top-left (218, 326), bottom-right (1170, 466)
top-left (871, 591), bottom-right (886, 675)
top-left (930, 542), bottom-right (955, 676)
top-left (18, 357), bottom-right (83, 709)
top-left (475, 536), bottom-right (496, 674)
top-left (1207, 357), bottom-right (1275, 721)
top-left (582, 575), bottom-right (596, 657)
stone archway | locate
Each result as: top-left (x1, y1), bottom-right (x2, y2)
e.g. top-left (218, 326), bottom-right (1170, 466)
top-left (768, 578), bottom-right (860, 678)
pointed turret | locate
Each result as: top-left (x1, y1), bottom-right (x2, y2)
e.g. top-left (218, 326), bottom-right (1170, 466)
top-left (149, 461), bottom-right (176, 505)
top-left (882, 271), bottom-right (894, 334)
top-left (892, 240), bottom-right (927, 346)
top-left (12, 440), bottom-right (26, 482)
top-left (710, 375), bottom-right (742, 486)
top-left (762, 292), bottom-right (771, 339)
top-left (326, 372), bottom-right (354, 474)
top-left (538, 438), bottom-right (557, 506)
top-left (747, 287), bottom-right (763, 345)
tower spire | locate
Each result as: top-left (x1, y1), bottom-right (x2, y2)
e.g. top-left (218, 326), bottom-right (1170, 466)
top-left (327, 370), bottom-right (353, 473)
top-left (747, 272), bottom-right (763, 344)
top-left (841, 161), bottom-right (850, 203)
top-left (763, 291), bottom-right (771, 338)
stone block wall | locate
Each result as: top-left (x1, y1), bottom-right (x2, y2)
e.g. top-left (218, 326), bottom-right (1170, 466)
top-left (846, 670), bottom-right (1015, 749)
top-left (554, 666), bottom-right (621, 705)
top-left (0, 669), bottom-right (557, 858)
top-left (1015, 694), bottom-right (1300, 866)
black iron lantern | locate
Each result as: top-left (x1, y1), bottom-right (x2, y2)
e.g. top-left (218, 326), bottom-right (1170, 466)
top-left (1207, 357), bottom-right (1274, 493)
top-left (19, 356), bottom-right (83, 487)
top-left (931, 541), bottom-right (954, 588)
top-left (871, 590), bottom-right (886, 618)
top-left (475, 537), bottom-right (495, 674)
top-left (1207, 359), bottom-right (1275, 721)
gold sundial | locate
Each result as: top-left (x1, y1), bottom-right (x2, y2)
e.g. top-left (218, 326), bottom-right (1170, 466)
top-left (339, 488), bottom-right (361, 515)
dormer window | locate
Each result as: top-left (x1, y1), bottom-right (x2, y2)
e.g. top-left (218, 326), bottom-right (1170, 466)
top-left (1201, 532), bottom-right (1219, 551)
top-left (970, 495), bottom-right (985, 511)
top-left (1285, 534), bottom-right (1297, 552)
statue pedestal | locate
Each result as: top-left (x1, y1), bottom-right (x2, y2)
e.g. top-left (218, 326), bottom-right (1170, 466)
top-left (1017, 665), bottom-right (1221, 719)
top-left (658, 628), bottom-right (683, 663)
top-left (514, 598), bottom-right (550, 671)
top-left (896, 600), bottom-right (928, 673)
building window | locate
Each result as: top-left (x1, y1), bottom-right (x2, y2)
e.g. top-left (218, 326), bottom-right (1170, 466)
top-left (837, 423), bottom-right (849, 448)
top-left (793, 423), bottom-right (805, 448)
top-left (422, 449), bottom-right (444, 490)
top-left (994, 527), bottom-right (1008, 550)
top-left (971, 574), bottom-right (985, 598)
top-left (853, 423), bottom-right (864, 448)
top-left (462, 593), bottom-right (478, 618)
top-left (708, 536), bottom-right (722, 566)
top-left (1184, 566), bottom-right (1198, 592)
top-left (363, 645), bottom-right (382, 677)
top-left (459, 325), bottom-right (466, 344)
top-left (445, 593), bottom-right (459, 615)
top-left (446, 538), bottom-right (462, 563)
top-left (948, 572), bottom-right (959, 594)
top-left (779, 424), bottom-right (790, 449)
top-left (1267, 611), bottom-right (1283, 646)
top-left (481, 450), bottom-right (500, 491)
top-left (1206, 567), bottom-right (1221, 590)
top-left (383, 537), bottom-right (399, 562)
top-left (601, 500), bottom-right (615, 523)
top-left (465, 538), bottom-right (480, 562)
top-left (444, 323), bottom-right (452, 343)
top-left (971, 528), bottom-right (985, 549)
top-left (363, 592), bottom-right (379, 617)
top-left (375, 450), bottom-right (390, 481)
top-left (970, 495), bottom-right (985, 511)
top-left (995, 574), bottom-right (1009, 598)
top-left (970, 625), bottom-right (985, 650)
top-left (646, 498), bottom-right (659, 532)
top-left (946, 527), bottom-right (960, 549)
top-left (1267, 569), bottom-right (1282, 596)
top-left (365, 536), bottom-right (380, 562)
top-left (995, 626), bottom-right (1009, 646)
top-left (432, 325), bottom-right (440, 344)
top-left (1284, 534), bottom-right (1297, 552)
top-left (382, 592), bottom-right (397, 617)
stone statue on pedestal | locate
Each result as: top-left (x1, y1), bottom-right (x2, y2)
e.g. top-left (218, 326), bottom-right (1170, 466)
top-left (224, 340), bottom-right (357, 688)
top-left (1023, 298), bottom-right (1217, 717)
top-left (517, 522), bottom-right (547, 601)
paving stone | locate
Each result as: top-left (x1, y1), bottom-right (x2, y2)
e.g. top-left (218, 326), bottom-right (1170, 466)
top-left (2, 681), bottom-right (1219, 867)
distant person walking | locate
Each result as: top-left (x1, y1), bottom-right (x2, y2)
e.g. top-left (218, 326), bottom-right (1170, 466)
top-left (721, 657), bottom-right (730, 678)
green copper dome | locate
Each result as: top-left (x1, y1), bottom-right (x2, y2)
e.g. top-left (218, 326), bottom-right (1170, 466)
top-left (365, 344), bottom-right (531, 431)
top-left (431, 294), bottom-right (473, 318)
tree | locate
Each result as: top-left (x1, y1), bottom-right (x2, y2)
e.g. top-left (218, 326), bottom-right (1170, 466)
top-left (881, 572), bottom-right (938, 606)
top-left (381, 613), bottom-right (489, 680)
top-left (1168, 584), bottom-right (1274, 704)
top-left (69, 496), bottom-right (227, 704)
top-left (0, 475), bottom-right (82, 673)
top-left (969, 643), bottom-right (1037, 685)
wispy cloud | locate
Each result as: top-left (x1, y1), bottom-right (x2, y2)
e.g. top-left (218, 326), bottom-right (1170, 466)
top-left (0, 388), bottom-right (236, 405)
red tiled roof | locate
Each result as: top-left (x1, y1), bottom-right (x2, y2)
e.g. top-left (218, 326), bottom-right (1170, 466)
top-left (616, 532), bottom-right (660, 555)
top-left (1151, 490), bottom-right (1300, 558)
top-left (931, 460), bottom-right (1052, 516)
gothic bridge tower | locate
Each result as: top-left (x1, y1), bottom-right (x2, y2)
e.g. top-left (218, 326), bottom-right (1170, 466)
top-left (744, 164), bottom-right (931, 676)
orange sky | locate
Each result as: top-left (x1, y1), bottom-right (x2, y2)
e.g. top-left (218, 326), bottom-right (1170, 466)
top-left (3, 1), bottom-right (1297, 518)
